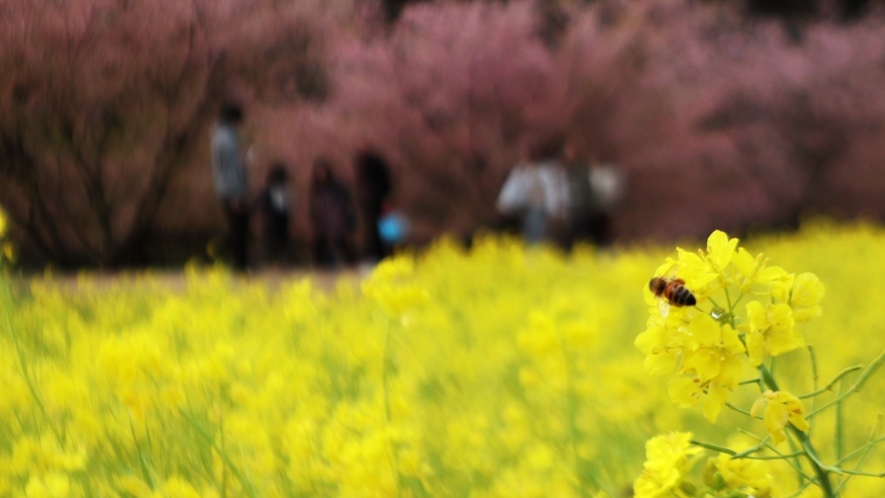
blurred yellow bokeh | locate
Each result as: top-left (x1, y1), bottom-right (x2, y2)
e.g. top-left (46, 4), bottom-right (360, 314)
top-left (0, 222), bottom-right (884, 497)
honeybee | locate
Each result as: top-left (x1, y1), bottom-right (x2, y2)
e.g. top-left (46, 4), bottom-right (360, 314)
top-left (649, 276), bottom-right (696, 307)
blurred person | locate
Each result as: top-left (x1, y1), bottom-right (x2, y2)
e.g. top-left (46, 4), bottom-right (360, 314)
top-left (587, 160), bottom-right (625, 246)
top-left (256, 163), bottom-right (292, 267)
top-left (309, 158), bottom-right (357, 267)
top-left (562, 142), bottom-right (601, 249)
top-left (562, 142), bottom-right (624, 249)
top-left (211, 104), bottom-right (250, 271)
top-left (354, 149), bottom-right (393, 262)
top-left (496, 145), bottom-right (568, 245)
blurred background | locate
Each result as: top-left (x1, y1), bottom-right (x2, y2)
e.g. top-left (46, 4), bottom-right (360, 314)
top-left (1, 0), bottom-right (884, 268)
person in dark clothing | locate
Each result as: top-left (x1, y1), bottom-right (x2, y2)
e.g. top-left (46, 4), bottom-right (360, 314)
top-left (354, 149), bottom-right (392, 261)
top-left (562, 143), bottom-right (611, 250)
top-left (309, 159), bottom-right (357, 267)
top-left (257, 164), bottom-right (291, 266)
top-left (560, 142), bottom-right (625, 250)
top-left (211, 104), bottom-right (250, 270)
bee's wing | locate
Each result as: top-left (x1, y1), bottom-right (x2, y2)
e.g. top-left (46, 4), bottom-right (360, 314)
top-left (663, 263), bottom-right (680, 280)
top-left (653, 259), bottom-right (680, 280)
top-left (658, 300), bottom-right (671, 318)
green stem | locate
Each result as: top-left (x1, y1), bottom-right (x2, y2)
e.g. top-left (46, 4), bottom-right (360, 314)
top-left (731, 291), bottom-right (746, 309)
top-left (129, 413), bottom-right (155, 490)
top-left (560, 340), bottom-right (592, 496)
top-left (786, 431), bottom-right (807, 488)
top-left (726, 402), bottom-right (761, 419)
top-left (732, 435), bottom-right (771, 458)
top-left (735, 429), bottom-right (814, 481)
top-left (835, 415), bottom-right (884, 495)
top-left (724, 287), bottom-right (738, 329)
top-left (743, 452), bottom-right (806, 460)
top-left (837, 435), bottom-right (885, 465)
top-left (807, 346), bottom-right (819, 437)
top-left (692, 436), bottom-right (806, 461)
top-left (738, 377), bottom-right (762, 386)
top-left (783, 480), bottom-right (815, 498)
top-left (220, 407), bottom-right (227, 498)
top-left (689, 440), bottom-right (735, 455)
top-left (2, 282), bottom-right (64, 443)
top-left (382, 319), bottom-right (393, 423)
top-left (799, 366), bottom-right (862, 400)
top-left (757, 366), bottom-right (778, 393)
top-left (381, 317), bottom-right (403, 498)
top-left (830, 469), bottom-right (885, 478)
top-left (853, 348), bottom-right (885, 390)
top-left (180, 408), bottom-right (257, 498)
top-left (808, 346), bottom-right (819, 389)
top-left (794, 410), bottom-right (836, 496)
top-left (835, 379), bottom-right (845, 463)
top-left (807, 350), bottom-right (885, 419)
top-left (757, 365), bottom-right (836, 497)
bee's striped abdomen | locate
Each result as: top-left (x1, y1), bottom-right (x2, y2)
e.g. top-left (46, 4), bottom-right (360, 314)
top-left (670, 285), bottom-right (696, 307)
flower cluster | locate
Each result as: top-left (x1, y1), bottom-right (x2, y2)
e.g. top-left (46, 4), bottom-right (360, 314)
top-left (635, 231), bottom-right (823, 427)
top-left (634, 432), bottom-right (702, 497)
top-left (361, 256), bottom-right (429, 320)
top-left (0, 236), bottom-right (670, 497)
top-left (634, 431), bottom-right (781, 498)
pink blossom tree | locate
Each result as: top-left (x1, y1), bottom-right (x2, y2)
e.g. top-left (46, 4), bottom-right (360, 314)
top-left (5, 0), bottom-right (885, 265)
top-left (0, 0), bottom-right (338, 265)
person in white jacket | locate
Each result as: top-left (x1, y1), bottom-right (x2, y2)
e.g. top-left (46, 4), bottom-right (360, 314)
top-left (497, 153), bottom-right (568, 245)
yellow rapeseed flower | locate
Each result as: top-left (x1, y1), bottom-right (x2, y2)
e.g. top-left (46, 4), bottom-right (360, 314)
top-left (24, 471), bottom-right (70, 498)
top-left (362, 256), bottom-right (429, 319)
top-left (517, 311), bottom-right (560, 358)
top-left (745, 301), bottom-right (803, 366)
top-left (790, 272), bottom-right (824, 323)
top-left (750, 390), bottom-right (810, 445)
top-left (634, 432), bottom-right (701, 498)
top-left (681, 315), bottom-right (744, 383)
top-left (705, 230), bottom-right (739, 273)
top-left (116, 475), bottom-right (152, 497)
top-left (732, 248), bottom-right (787, 293)
top-left (635, 324), bottom-right (680, 377)
top-left (155, 476), bottom-right (202, 498)
top-left (704, 453), bottom-right (775, 496)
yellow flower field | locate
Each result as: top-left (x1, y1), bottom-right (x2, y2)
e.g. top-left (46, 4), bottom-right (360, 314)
top-left (1, 221), bottom-right (885, 497)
